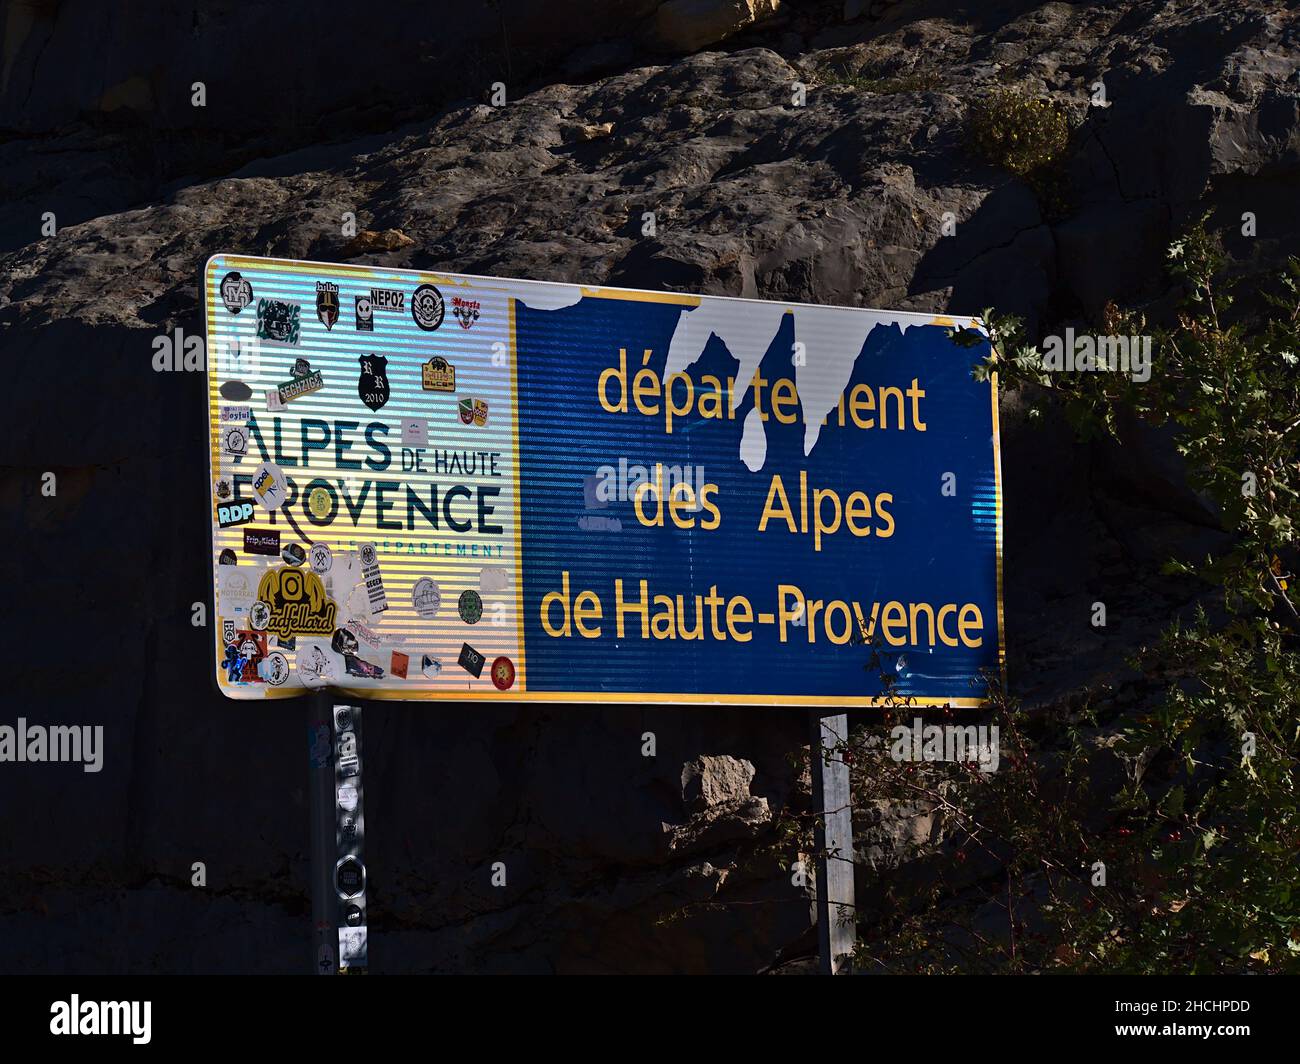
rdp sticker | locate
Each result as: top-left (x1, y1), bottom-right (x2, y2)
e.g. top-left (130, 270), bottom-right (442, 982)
top-left (216, 499), bottom-right (255, 528)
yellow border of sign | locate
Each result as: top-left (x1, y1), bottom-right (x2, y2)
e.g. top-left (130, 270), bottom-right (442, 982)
top-left (203, 254), bottom-right (1006, 709)
top-left (506, 296), bottom-right (528, 694)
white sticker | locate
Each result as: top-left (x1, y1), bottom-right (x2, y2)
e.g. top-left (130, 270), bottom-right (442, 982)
top-left (310, 543), bottom-right (333, 573)
top-left (357, 542), bottom-right (388, 614)
top-left (479, 565), bottom-right (511, 594)
top-left (218, 568), bottom-right (256, 614)
top-left (412, 577), bottom-right (441, 618)
top-left (401, 417), bottom-right (428, 447)
top-left (252, 461), bottom-right (288, 510)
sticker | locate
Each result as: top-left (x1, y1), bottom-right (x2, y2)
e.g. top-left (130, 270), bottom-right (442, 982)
top-left (457, 398), bottom-right (488, 426)
top-left (346, 620), bottom-right (382, 649)
top-left (420, 654), bottom-right (442, 678)
top-left (412, 578), bottom-right (441, 618)
top-left (357, 542), bottom-right (388, 614)
top-left (357, 354), bottom-right (390, 412)
top-left (251, 461), bottom-right (288, 510)
top-left (282, 542), bottom-right (307, 566)
top-left (257, 566), bottom-right (339, 638)
top-left (300, 642), bottom-right (336, 688)
top-left (216, 499), bottom-right (255, 528)
top-left (371, 288), bottom-right (405, 311)
top-left (223, 425), bottom-right (249, 457)
top-left (337, 784), bottom-right (359, 812)
top-left (274, 635), bottom-right (296, 651)
top-left (316, 281), bottom-right (340, 330)
top-left (262, 651), bottom-right (291, 686)
top-left (390, 651), bottom-right (409, 679)
top-left (344, 904), bottom-right (364, 927)
top-left (344, 654), bottom-right (385, 679)
top-left (458, 589), bottom-right (483, 624)
top-left (223, 630), bottom-right (269, 684)
top-left (249, 601), bottom-right (271, 631)
top-left (479, 565), bottom-right (511, 594)
top-left (336, 856), bottom-right (365, 899)
top-left (421, 356), bottom-right (455, 392)
top-left (411, 283), bottom-right (445, 330)
top-left (265, 389), bottom-right (286, 412)
top-left (355, 295), bottom-right (373, 331)
top-left (458, 643), bottom-right (485, 678)
top-left (276, 367), bottom-right (324, 405)
top-left (219, 406), bottom-right (252, 423)
top-left (331, 628), bottom-right (360, 655)
top-left (218, 548), bottom-right (238, 567)
top-left (339, 926), bottom-right (367, 966)
top-left (243, 528), bottom-right (281, 555)
top-left (219, 568), bottom-right (256, 612)
top-left (292, 357), bottom-right (312, 378)
top-left (309, 723), bottom-right (331, 766)
top-left (256, 297), bottom-right (301, 344)
top-left (220, 272), bottom-right (253, 313)
top-left (401, 417), bottom-right (428, 447)
top-left (451, 296), bottom-right (480, 329)
top-left (491, 656), bottom-right (516, 691)
top-left (309, 542), bottom-right (333, 573)
top-left (222, 619), bottom-right (236, 644)
top-left (220, 380), bottom-right (253, 401)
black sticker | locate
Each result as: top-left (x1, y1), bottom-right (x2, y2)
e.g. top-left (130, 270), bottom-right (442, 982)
top-left (336, 856), bottom-right (365, 899)
top-left (243, 528), bottom-right (281, 556)
top-left (458, 642), bottom-right (485, 678)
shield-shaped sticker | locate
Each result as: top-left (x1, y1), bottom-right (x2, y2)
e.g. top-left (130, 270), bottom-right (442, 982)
top-left (358, 354), bottom-right (390, 411)
top-left (316, 282), bottom-right (340, 330)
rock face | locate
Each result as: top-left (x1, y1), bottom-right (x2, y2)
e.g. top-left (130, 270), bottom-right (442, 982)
top-left (655, 0), bottom-right (785, 51)
top-left (1, 0), bottom-right (1298, 972)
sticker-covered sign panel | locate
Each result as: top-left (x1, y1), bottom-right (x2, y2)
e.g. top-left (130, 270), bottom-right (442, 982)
top-left (204, 255), bottom-right (1003, 704)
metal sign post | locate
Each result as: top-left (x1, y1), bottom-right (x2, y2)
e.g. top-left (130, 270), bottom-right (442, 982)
top-left (811, 711), bottom-right (855, 974)
top-left (307, 692), bottom-right (336, 974)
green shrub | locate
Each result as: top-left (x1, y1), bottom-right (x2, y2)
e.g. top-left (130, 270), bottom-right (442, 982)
top-left (966, 88), bottom-right (1070, 176)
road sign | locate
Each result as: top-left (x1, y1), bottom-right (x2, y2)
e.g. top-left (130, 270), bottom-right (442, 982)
top-left (204, 255), bottom-right (1003, 704)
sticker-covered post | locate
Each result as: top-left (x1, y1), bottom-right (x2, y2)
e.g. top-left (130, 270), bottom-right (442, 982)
top-left (307, 691), bottom-right (336, 974)
top-left (811, 711), bottom-right (855, 974)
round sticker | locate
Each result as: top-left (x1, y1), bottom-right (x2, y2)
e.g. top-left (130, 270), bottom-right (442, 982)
top-left (411, 284), bottom-right (445, 331)
top-left (458, 589), bottom-right (483, 624)
top-left (491, 656), bottom-right (516, 691)
top-left (412, 578), bottom-right (441, 618)
top-left (264, 651), bottom-right (290, 686)
top-left (220, 271), bottom-right (253, 313)
top-left (307, 486), bottom-right (333, 520)
top-left (250, 601), bottom-right (271, 631)
top-left (282, 542), bottom-right (306, 566)
top-left (310, 543), bottom-right (332, 573)
top-left (251, 461), bottom-right (288, 511)
top-left (218, 549), bottom-right (238, 566)
top-left (299, 642), bottom-right (336, 687)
